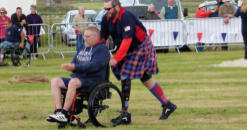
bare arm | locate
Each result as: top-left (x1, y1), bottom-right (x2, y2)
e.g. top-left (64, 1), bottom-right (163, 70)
top-left (19, 31), bottom-right (25, 48)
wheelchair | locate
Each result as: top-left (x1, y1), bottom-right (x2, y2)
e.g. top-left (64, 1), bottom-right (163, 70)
top-left (2, 36), bottom-right (31, 66)
top-left (57, 66), bottom-right (124, 129)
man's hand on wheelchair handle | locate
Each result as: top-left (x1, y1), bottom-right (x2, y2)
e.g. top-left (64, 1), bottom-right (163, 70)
top-left (61, 63), bottom-right (75, 71)
top-left (19, 42), bottom-right (24, 48)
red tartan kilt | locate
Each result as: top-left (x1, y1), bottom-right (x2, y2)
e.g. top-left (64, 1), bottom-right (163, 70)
top-left (112, 36), bottom-right (159, 80)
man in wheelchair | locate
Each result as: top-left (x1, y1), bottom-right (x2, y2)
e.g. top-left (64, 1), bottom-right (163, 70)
top-left (0, 20), bottom-right (24, 65)
top-left (47, 27), bottom-right (110, 123)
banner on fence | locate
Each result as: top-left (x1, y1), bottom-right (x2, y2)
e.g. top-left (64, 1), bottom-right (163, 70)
top-left (142, 19), bottom-right (184, 48)
top-left (185, 18), bottom-right (243, 44)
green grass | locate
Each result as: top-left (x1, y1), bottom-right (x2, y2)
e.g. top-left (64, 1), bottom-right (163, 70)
top-left (71, 2), bottom-right (104, 12)
top-left (0, 48), bottom-right (247, 129)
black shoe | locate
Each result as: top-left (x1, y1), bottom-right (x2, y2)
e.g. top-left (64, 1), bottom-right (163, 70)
top-left (112, 111), bottom-right (131, 127)
top-left (46, 116), bottom-right (57, 122)
top-left (159, 101), bottom-right (177, 120)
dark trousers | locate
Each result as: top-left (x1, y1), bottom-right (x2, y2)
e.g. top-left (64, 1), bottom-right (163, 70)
top-left (76, 34), bottom-right (84, 52)
top-left (196, 42), bottom-right (204, 52)
top-left (242, 32), bottom-right (247, 59)
top-left (221, 43), bottom-right (228, 51)
top-left (30, 36), bottom-right (39, 54)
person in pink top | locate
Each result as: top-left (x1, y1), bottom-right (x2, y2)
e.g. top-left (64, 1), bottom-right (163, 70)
top-left (0, 8), bottom-right (10, 43)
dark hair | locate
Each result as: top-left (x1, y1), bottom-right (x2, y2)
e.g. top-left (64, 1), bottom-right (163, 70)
top-left (16, 7), bottom-right (22, 10)
top-left (104, 0), bottom-right (121, 7)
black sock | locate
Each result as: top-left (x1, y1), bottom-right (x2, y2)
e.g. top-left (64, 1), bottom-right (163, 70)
top-left (61, 109), bottom-right (68, 116)
top-left (55, 109), bottom-right (62, 113)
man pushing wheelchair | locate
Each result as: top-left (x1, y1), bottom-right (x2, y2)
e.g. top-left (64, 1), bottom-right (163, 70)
top-left (101, 0), bottom-right (177, 126)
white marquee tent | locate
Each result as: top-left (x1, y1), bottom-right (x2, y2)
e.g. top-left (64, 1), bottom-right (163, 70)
top-left (1, 0), bottom-right (36, 17)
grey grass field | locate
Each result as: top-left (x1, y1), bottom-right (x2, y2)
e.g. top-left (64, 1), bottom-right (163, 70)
top-left (0, 49), bottom-right (247, 130)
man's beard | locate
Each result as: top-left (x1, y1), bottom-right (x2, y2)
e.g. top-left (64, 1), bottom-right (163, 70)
top-left (108, 8), bottom-right (117, 20)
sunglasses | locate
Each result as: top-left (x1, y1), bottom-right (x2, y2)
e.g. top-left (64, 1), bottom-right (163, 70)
top-left (104, 6), bottom-right (115, 11)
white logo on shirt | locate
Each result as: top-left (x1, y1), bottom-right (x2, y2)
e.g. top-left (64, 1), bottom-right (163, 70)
top-left (77, 48), bottom-right (92, 63)
top-left (124, 26), bottom-right (131, 32)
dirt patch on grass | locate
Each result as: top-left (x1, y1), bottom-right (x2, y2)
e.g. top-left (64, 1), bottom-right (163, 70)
top-left (215, 59), bottom-right (247, 67)
top-left (8, 75), bottom-right (49, 84)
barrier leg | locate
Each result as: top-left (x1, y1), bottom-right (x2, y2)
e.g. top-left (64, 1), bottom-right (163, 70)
top-left (42, 53), bottom-right (46, 60)
top-left (60, 52), bottom-right (64, 59)
top-left (176, 47), bottom-right (181, 54)
top-left (195, 46), bottom-right (198, 53)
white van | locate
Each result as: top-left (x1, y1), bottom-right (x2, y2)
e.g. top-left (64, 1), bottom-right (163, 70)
top-left (60, 10), bottom-right (97, 45)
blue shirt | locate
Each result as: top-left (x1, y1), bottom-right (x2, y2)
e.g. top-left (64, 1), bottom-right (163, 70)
top-left (70, 39), bottom-right (110, 83)
top-left (235, 7), bottom-right (247, 33)
top-left (5, 24), bottom-right (22, 43)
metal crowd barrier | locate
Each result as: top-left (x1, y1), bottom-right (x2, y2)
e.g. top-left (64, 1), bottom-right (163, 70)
top-left (0, 24), bottom-right (50, 60)
top-left (142, 19), bottom-right (185, 50)
top-left (1, 18), bottom-right (244, 60)
top-left (49, 17), bottom-right (244, 57)
top-left (50, 22), bottom-right (99, 58)
top-left (27, 24), bottom-right (50, 60)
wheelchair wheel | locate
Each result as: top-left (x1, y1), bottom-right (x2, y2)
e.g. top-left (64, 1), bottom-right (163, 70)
top-left (88, 82), bottom-right (124, 127)
top-left (11, 46), bottom-right (31, 66)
